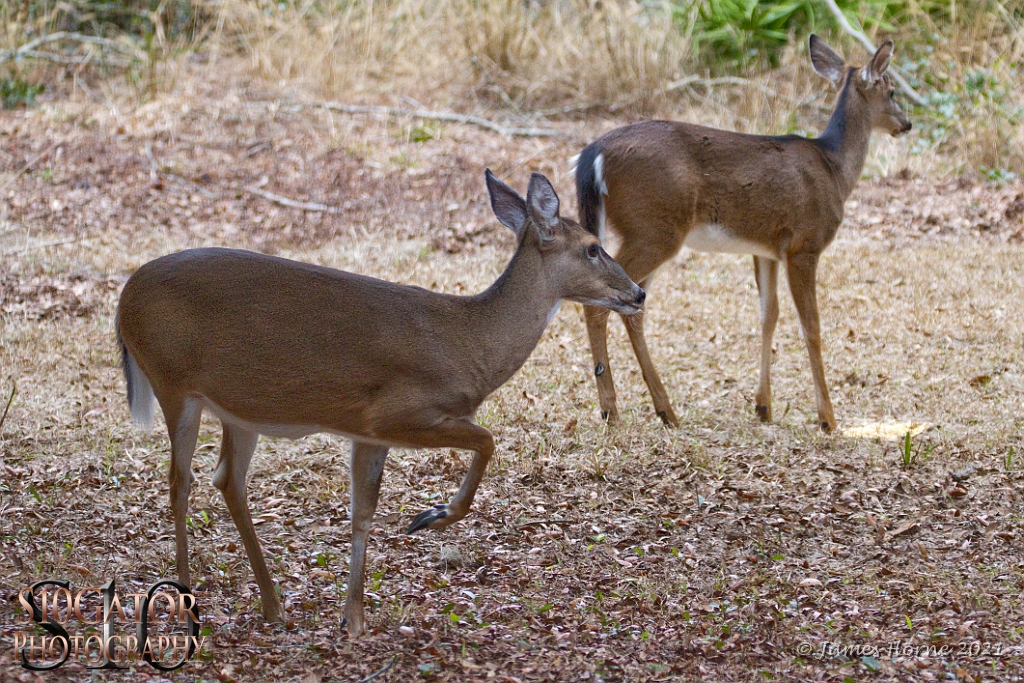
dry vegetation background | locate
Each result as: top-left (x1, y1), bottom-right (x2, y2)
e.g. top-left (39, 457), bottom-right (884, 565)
top-left (2, 0), bottom-right (1024, 681)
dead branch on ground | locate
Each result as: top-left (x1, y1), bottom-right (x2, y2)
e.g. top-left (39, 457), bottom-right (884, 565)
top-left (0, 31), bottom-right (141, 67)
top-left (821, 0), bottom-right (927, 106)
top-left (278, 100), bottom-right (566, 138)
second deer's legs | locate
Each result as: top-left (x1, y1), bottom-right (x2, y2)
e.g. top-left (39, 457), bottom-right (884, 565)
top-left (621, 281), bottom-right (678, 426)
top-left (785, 253), bottom-right (836, 432)
top-left (211, 422), bottom-right (284, 622)
top-left (613, 240), bottom-right (680, 427)
top-left (753, 256), bottom-right (780, 422)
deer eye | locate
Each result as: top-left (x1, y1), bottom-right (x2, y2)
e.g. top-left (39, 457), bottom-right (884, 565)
top-left (587, 244), bottom-right (600, 259)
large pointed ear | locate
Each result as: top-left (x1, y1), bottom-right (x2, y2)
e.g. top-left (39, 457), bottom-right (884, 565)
top-left (809, 34), bottom-right (845, 85)
top-left (864, 39), bottom-right (894, 83)
top-left (526, 172), bottom-right (559, 241)
top-left (486, 169), bottom-right (528, 238)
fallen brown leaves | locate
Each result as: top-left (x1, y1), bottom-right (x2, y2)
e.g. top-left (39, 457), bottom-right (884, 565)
top-left (2, 81), bottom-right (1024, 682)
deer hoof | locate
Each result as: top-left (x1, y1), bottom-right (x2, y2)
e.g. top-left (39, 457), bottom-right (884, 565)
top-left (819, 420), bottom-right (835, 433)
top-left (755, 404), bottom-right (770, 422)
top-left (406, 504), bottom-right (448, 534)
top-left (656, 410), bottom-right (679, 428)
top-left (343, 616), bottom-right (366, 639)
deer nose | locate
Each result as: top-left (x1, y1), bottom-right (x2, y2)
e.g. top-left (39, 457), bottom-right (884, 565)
top-left (635, 288), bottom-right (646, 307)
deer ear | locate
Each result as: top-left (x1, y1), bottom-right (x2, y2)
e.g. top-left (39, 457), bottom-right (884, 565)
top-left (865, 39), bottom-right (894, 83)
top-left (526, 172), bottom-right (560, 240)
top-left (809, 34), bottom-right (845, 85)
top-left (485, 169), bottom-right (527, 238)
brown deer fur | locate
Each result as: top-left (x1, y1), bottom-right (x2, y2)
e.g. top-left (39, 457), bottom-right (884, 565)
top-left (116, 171), bottom-right (643, 637)
top-left (574, 35), bottom-right (911, 431)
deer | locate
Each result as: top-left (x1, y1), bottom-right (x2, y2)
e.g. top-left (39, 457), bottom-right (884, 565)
top-left (573, 34), bottom-right (911, 432)
top-left (115, 170), bottom-right (644, 638)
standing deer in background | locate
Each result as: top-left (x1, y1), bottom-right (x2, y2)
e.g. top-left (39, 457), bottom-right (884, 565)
top-left (116, 170), bottom-right (644, 638)
top-left (574, 34), bottom-right (911, 432)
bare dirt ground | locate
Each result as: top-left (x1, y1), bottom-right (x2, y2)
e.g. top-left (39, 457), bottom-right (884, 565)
top-left (2, 79), bottom-right (1024, 682)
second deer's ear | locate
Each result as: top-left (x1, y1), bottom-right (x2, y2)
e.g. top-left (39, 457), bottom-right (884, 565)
top-left (809, 34), bottom-right (845, 85)
top-left (485, 169), bottom-right (528, 238)
top-left (864, 40), bottom-right (894, 83)
top-left (526, 172), bottom-right (560, 241)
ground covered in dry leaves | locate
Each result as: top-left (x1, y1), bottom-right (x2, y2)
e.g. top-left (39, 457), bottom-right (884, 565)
top-left (2, 78), bottom-right (1024, 682)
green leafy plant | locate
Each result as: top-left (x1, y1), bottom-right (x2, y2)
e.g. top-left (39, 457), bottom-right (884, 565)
top-left (1, 75), bottom-right (44, 109)
top-left (686, 0), bottom-right (815, 67)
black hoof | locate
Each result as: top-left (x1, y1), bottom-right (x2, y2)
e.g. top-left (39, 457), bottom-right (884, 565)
top-left (340, 617), bottom-right (347, 629)
top-left (406, 504), bottom-right (448, 534)
top-left (755, 404), bottom-right (769, 421)
top-left (600, 411), bottom-right (609, 420)
top-left (656, 410), bottom-right (677, 427)
top-left (820, 421), bottom-right (833, 432)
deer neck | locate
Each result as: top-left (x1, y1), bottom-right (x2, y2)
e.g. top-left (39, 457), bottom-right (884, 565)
top-left (465, 237), bottom-right (560, 395)
top-left (816, 69), bottom-right (874, 197)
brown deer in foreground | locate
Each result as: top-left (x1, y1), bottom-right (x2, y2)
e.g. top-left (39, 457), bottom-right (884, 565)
top-left (116, 171), bottom-right (644, 638)
top-left (574, 34), bottom-right (911, 432)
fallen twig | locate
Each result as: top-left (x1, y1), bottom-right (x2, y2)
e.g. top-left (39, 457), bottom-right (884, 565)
top-left (0, 380), bottom-right (16, 437)
top-left (517, 518), bottom-right (574, 529)
top-left (1, 235), bottom-right (97, 256)
top-left (665, 75), bottom-right (778, 98)
top-left (0, 142), bottom-right (59, 194)
top-left (821, 0), bottom-right (927, 106)
top-left (144, 141), bottom-right (160, 185)
top-left (0, 31), bottom-right (140, 67)
top-left (244, 185), bottom-right (343, 213)
top-left (353, 656), bottom-right (398, 683)
top-left (144, 145), bottom-right (339, 210)
top-left (280, 100), bottom-right (565, 138)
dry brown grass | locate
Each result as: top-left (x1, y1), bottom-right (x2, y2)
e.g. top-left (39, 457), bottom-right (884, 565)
top-left (187, 0), bottom-right (1024, 174)
top-left (204, 0), bottom-right (692, 117)
top-left (2, 80), bottom-right (1024, 680)
top-left (5, 1), bottom-right (1024, 175)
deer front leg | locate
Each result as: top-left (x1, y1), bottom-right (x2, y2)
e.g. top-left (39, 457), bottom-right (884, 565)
top-left (622, 280), bottom-right (678, 426)
top-left (397, 418), bottom-right (495, 533)
top-left (753, 256), bottom-right (780, 422)
top-left (584, 305), bottom-right (620, 423)
top-left (785, 253), bottom-right (837, 432)
top-left (344, 441), bottom-right (389, 638)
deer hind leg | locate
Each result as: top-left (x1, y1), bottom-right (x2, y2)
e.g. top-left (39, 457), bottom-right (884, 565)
top-left (162, 395), bottom-right (201, 590)
top-left (584, 305), bottom-right (619, 423)
top-left (398, 418), bottom-right (495, 534)
top-left (754, 256), bottom-right (780, 422)
top-left (210, 422), bottom-right (284, 623)
top-left (344, 441), bottom-right (389, 638)
top-left (614, 240), bottom-right (680, 427)
top-left (785, 253), bottom-right (837, 432)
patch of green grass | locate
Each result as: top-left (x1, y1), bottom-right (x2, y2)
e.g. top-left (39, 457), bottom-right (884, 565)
top-left (1, 75), bottom-right (44, 109)
top-left (899, 431), bottom-right (936, 468)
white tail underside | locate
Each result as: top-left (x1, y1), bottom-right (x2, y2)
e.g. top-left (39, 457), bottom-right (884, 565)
top-left (125, 350), bottom-right (156, 431)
